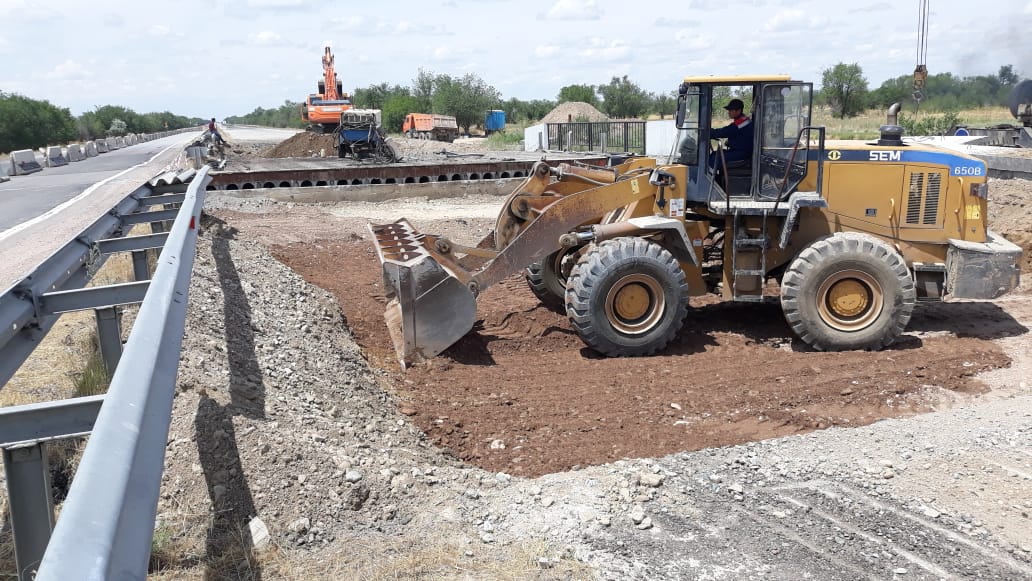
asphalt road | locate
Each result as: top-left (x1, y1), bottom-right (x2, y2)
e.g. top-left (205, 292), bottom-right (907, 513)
top-left (0, 133), bottom-right (201, 233)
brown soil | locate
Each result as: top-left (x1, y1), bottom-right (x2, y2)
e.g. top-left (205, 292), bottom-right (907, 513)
top-left (269, 237), bottom-right (1011, 478)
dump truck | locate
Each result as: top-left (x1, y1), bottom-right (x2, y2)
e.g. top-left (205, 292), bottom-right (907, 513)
top-left (300, 46), bottom-right (353, 133)
top-left (370, 75), bottom-right (1022, 368)
top-left (402, 113), bottom-right (459, 142)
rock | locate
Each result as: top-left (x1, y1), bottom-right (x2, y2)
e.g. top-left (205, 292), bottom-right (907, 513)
top-left (636, 517), bottom-right (653, 530)
top-left (248, 517), bottom-right (271, 549)
top-left (290, 517), bottom-right (311, 534)
top-left (344, 470), bottom-right (363, 483)
top-left (629, 509), bottom-right (646, 525)
top-left (639, 473), bottom-right (664, 488)
top-left (541, 496), bottom-right (555, 507)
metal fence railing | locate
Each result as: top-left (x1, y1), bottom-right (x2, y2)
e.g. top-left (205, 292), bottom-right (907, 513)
top-left (0, 167), bottom-right (209, 580)
top-left (545, 121), bottom-right (646, 155)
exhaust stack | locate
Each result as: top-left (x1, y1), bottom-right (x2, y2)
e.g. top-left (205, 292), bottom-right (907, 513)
top-left (878, 103), bottom-right (904, 146)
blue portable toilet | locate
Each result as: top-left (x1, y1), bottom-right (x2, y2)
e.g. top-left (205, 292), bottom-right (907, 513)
top-left (485, 110), bottom-right (506, 135)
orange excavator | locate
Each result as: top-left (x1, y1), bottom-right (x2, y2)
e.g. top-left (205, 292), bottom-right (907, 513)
top-left (300, 46), bottom-right (353, 133)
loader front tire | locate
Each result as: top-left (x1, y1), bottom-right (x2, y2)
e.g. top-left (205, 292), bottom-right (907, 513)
top-left (566, 237), bottom-right (689, 357)
top-left (780, 232), bottom-right (916, 351)
top-left (525, 249), bottom-right (576, 312)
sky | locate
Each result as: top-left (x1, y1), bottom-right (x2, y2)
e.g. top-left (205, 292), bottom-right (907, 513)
top-left (0, 0), bottom-right (1030, 121)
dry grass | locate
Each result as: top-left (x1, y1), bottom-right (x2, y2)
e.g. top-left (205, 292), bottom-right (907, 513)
top-left (149, 533), bottom-right (597, 580)
top-left (813, 105), bottom-right (1014, 140)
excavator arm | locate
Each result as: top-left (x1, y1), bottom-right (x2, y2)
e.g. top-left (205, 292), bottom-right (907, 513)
top-left (369, 160), bottom-right (667, 368)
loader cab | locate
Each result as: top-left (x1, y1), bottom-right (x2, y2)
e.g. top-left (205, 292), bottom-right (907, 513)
top-left (675, 76), bottom-right (818, 205)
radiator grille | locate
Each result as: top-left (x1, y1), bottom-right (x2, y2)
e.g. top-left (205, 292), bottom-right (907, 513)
top-left (923, 173), bottom-right (941, 224)
top-left (906, 173), bottom-right (924, 224)
top-left (905, 171), bottom-right (942, 225)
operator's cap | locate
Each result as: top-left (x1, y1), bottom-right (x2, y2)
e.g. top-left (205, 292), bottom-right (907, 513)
top-left (724, 98), bottom-right (744, 111)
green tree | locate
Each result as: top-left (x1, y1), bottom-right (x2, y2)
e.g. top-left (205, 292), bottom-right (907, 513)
top-left (412, 69), bottom-right (436, 113)
top-left (597, 76), bottom-right (650, 119)
top-left (431, 73), bottom-right (501, 133)
top-left (353, 83), bottom-right (410, 110)
top-left (557, 84), bottom-right (598, 106)
top-left (820, 62), bottom-right (869, 118)
top-left (382, 94), bottom-right (420, 133)
top-left (0, 92), bottom-right (76, 151)
top-left (650, 90), bottom-right (677, 119)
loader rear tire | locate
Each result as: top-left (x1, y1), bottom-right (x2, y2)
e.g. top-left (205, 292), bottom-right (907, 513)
top-left (525, 249), bottom-right (576, 312)
top-left (565, 237), bottom-right (688, 357)
top-left (780, 232), bottom-right (916, 351)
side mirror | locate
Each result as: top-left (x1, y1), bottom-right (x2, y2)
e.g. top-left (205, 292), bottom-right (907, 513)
top-left (675, 95), bottom-right (686, 128)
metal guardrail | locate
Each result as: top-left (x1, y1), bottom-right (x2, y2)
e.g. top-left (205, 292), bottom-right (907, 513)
top-left (0, 165), bottom-right (209, 579)
top-left (31, 168), bottom-right (208, 580)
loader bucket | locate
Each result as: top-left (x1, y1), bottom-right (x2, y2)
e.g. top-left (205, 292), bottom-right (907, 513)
top-left (369, 219), bottom-right (477, 368)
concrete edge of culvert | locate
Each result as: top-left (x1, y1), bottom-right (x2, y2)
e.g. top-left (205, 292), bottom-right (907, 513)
top-left (208, 177), bottom-right (523, 204)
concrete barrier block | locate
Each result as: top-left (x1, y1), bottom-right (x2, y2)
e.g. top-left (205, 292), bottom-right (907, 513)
top-left (86, 140), bottom-right (100, 155)
top-left (105, 137), bottom-right (119, 150)
top-left (0, 158), bottom-right (10, 182)
top-left (66, 144), bottom-right (85, 162)
top-left (45, 145), bottom-right (68, 167)
top-left (96, 139), bottom-right (109, 153)
top-left (10, 149), bottom-right (43, 175)
top-left (114, 136), bottom-right (126, 149)
top-left (127, 134), bottom-right (137, 145)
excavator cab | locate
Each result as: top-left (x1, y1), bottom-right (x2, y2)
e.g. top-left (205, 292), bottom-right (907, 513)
top-left (675, 76), bottom-right (822, 205)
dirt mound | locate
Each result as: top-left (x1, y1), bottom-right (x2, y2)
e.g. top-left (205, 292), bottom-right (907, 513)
top-left (265, 132), bottom-right (337, 158)
top-left (541, 101), bottom-right (609, 124)
top-left (263, 132), bottom-right (496, 161)
top-left (987, 177), bottom-right (1032, 273)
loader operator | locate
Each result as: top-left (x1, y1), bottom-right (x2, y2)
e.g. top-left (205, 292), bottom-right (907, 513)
top-left (708, 98), bottom-right (753, 169)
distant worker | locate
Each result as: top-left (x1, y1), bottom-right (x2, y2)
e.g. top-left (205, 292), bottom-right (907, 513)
top-left (708, 98), bottom-right (753, 168)
top-left (208, 118), bottom-right (223, 145)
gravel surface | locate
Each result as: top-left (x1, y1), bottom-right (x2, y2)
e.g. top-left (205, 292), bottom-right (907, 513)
top-left (152, 169), bottom-right (1032, 579)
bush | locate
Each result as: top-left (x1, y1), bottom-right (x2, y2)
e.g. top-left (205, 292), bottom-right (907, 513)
top-left (899, 110), bottom-right (961, 136)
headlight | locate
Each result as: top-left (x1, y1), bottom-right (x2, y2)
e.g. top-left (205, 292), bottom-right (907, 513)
top-left (969, 182), bottom-right (988, 199)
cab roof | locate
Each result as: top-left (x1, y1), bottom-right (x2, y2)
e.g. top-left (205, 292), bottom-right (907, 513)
top-left (682, 75), bottom-right (793, 84)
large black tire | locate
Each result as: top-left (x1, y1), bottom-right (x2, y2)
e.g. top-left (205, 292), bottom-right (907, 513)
top-left (525, 249), bottom-right (575, 312)
top-left (780, 232), bottom-right (916, 351)
top-left (565, 237), bottom-right (689, 357)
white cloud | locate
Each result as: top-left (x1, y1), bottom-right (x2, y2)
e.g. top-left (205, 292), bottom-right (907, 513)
top-left (245, 0), bottom-right (305, 7)
top-left (148, 25), bottom-right (171, 37)
top-left (545, 0), bottom-right (602, 21)
top-left (535, 45), bottom-right (561, 58)
top-left (1025, 1), bottom-right (1032, 13)
top-left (577, 38), bottom-right (630, 62)
top-left (44, 60), bottom-right (93, 81)
top-left (249, 31), bottom-right (285, 46)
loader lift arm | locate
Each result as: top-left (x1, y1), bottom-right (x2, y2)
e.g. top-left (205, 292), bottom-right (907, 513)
top-left (369, 160), bottom-right (667, 368)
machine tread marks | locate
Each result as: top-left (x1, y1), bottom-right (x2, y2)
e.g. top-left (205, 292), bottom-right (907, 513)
top-left (565, 237), bottom-right (689, 357)
top-left (780, 232), bottom-right (916, 351)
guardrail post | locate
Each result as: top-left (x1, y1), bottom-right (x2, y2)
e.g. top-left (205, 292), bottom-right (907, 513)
top-left (3, 443), bottom-right (55, 581)
top-left (131, 250), bottom-right (150, 281)
top-left (94, 306), bottom-right (122, 375)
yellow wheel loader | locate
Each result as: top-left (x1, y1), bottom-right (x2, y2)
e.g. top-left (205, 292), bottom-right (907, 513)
top-left (370, 75), bottom-right (1022, 368)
